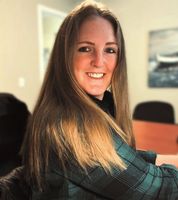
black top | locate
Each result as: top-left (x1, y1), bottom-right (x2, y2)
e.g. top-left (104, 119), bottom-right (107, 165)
top-left (89, 91), bottom-right (115, 117)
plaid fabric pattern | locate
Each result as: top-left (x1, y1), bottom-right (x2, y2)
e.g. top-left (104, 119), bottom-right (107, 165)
top-left (41, 133), bottom-right (178, 200)
top-left (32, 92), bottom-right (178, 199)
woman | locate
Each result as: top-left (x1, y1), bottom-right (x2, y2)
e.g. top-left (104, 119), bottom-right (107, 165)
top-left (1, 0), bottom-right (178, 199)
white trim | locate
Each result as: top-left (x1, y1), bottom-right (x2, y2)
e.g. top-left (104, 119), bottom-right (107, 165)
top-left (37, 5), bottom-right (66, 81)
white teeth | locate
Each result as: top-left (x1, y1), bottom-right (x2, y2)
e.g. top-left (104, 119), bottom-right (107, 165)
top-left (87, 73), bottom-right (104, 78)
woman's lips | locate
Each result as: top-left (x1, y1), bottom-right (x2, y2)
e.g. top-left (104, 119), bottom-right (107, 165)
top-left (87, 72), bottom-right (105, 78)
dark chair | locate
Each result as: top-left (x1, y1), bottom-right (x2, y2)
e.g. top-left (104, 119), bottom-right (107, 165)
top-left (0, 166), bottom-right (31, 200)
top-left (133, 101), bottom-right (175, 124)
top-left (0, 93), bottom-right (30, 176)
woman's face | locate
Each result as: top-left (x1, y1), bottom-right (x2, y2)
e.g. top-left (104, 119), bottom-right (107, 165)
top-left (73, 16), bottom-right (118, 100)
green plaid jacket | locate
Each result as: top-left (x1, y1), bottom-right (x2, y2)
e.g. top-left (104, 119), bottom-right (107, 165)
top-left (32, 132), bottom-right (178, 200)
top-left (1, 93), bottom-right (178, 200)
top-left (32, 92), bottom-right (178, 199)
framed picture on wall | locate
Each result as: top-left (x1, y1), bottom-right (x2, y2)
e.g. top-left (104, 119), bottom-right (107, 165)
top-left (148, 27), bottom-right (178, 87)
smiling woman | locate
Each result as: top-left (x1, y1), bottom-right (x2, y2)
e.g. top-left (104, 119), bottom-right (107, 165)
top-left (73, 16), bottom-right (118, 100)
top-left (1, 0), bottom-right (178, 199)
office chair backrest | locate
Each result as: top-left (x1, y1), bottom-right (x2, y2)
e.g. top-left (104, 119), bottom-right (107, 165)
top-left (0, 93), bottom-right (30, 176)
top-left (133, 101), bottom-right (175, 124)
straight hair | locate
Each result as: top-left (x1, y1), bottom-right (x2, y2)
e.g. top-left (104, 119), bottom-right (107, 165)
top-left (22, 0), bottom-right (135, 189)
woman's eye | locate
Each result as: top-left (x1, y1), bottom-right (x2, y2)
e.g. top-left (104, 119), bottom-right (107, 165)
top-left (78, 47), bottom-right (91, 52)
top-left (105, 48), bottom-right (117, 54)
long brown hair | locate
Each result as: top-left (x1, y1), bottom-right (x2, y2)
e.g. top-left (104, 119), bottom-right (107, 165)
top-left (22, 0), bottom-right (135, 188)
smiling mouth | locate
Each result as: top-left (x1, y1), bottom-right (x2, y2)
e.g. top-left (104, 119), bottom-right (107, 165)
top-left (87, 73), bottom-right (104, 78)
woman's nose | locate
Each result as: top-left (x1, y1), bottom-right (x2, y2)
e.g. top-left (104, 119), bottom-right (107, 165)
top-left (92, 51), bottom-right (104, 68)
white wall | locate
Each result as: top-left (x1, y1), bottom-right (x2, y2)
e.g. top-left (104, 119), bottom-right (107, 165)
top-left (101, 0), bottom-right (178, 122)
top-left (0, 0), bottom-right (72, 111)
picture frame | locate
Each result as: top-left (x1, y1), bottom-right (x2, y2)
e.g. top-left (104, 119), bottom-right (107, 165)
top-left (148, 27), bottom-right (178, 87)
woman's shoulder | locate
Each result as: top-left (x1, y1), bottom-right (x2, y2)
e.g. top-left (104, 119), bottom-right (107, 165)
top-left (0, 166), bottom-right (31, 200)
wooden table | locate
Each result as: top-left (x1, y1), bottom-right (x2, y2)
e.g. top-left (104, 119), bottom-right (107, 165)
top-left (133, 120), bottom-right (178, 154)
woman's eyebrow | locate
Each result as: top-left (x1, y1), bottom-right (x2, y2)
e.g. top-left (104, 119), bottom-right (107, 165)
top-left (77, 41), bottom-right (95, 45)
top-left (77, 41), bottom-right (118, 46)
top-left (106, 42), bottom-right (118, 46)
